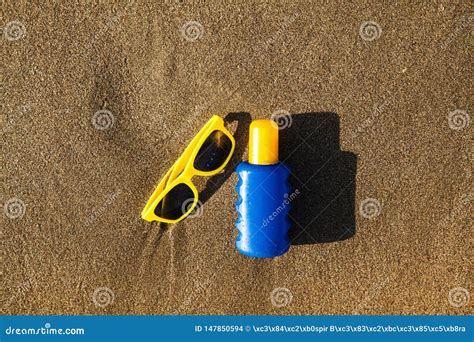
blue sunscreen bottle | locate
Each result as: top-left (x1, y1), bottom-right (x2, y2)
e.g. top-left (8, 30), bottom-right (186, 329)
top-left (235, 119), bottom-right (291, 258)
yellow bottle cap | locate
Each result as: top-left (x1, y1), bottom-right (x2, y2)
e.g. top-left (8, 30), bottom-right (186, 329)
top-left (249, 119), bottom-right (279, 165)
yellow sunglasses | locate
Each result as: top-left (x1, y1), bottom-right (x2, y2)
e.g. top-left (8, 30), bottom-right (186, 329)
top-left (141, 115), bottom-right (236, 223)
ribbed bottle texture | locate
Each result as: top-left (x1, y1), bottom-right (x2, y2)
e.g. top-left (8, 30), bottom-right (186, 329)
top-left (235, 162), bottom-right (291, 258)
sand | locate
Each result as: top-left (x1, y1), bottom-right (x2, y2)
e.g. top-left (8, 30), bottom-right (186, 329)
top-left (2, 1), bottom-right (472, 315)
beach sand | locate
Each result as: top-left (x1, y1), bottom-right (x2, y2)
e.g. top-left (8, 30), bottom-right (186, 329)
top-left (2, 1), bottom-right (472, 314)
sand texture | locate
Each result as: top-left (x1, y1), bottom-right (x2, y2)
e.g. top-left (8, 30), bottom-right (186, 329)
top-left (2, 1), bottom-right (472, 315)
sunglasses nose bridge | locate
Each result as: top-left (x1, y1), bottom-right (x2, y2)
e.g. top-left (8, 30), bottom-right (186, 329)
top-left (181, 166), bottom-right (196, 180)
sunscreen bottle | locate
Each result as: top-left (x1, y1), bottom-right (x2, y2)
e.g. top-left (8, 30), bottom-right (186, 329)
top-left (235, 120), bottom-right (291, 258)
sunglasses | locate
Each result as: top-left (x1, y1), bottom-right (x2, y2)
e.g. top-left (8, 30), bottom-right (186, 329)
top-left (141, 115), bottom-right (236, 223)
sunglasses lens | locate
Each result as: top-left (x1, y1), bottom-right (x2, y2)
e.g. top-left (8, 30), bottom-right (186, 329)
top-left (154, 183), bottom-right (195, 220)
top-left (194, 130), bottom-right (233, 172)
